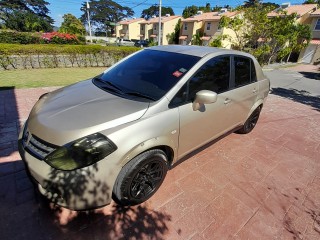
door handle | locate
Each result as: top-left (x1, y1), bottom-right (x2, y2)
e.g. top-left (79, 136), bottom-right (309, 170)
top-left (224, 98), bottom-right (231, 104)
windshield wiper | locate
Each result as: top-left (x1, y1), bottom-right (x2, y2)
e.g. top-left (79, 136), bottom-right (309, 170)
top-left (124, 92), bottom-right (156, 101)
top-left (93, 77), bottom-right (124, 93)
top-left (93, 77), bottom-right (155, 101)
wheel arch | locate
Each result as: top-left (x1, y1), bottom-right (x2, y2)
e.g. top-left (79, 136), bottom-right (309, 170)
top-left (119, 137), bottom-right (177, 168)
top-left (149, 145), bottom-right (174, 166)
top-left (246, 99), bottom-right (264, 122)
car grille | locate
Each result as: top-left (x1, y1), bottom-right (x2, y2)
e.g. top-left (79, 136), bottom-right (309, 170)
top-left (22, 130), bottom-right (57, 160)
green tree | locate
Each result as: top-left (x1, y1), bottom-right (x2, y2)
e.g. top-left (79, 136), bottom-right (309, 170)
top-left (182, 5), bottom-right (198, 18)
top-left (198, 3), bottom-right (211, 12)
top-left (243, 0), bottom-right (261, 8)
top-left (182, 3), bottom-right (212, 19)
top-left (191, 29), bottom-right (204, 46)
top-left (303, 0), bottom-right (320, 4)
top-left (219, 14), bottom-right (246, 50)
top-left (141, 4), bottom-right (175, 19)
top-left (59, 14), bottom-right (85, 35)
top-left (212, 5), bottom-right (222, 12)
top-left (265, 12), bottom-right (311, 63)
top-left (210, 35), bottom-right (227, 47)
top-left (0, 0), bottom-right (53, 31)
top-left (166, 19), bottom-right (181, 44)
top-left (3, 11), bottom-right (52, 32)
top-left (262, 2), bottom-right (280, 8)
top-left (212, 5), bottom-right (231, 11)
top-left (80, 0), bottom-right (134, 35)
top-left (220, 6), bottom-right (311, 64)
top-left (286, 24), bottom-right (311, 61)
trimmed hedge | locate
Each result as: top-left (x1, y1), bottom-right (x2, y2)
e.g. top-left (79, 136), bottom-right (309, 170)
top-left (0, 44), bottom-right (139, 70)
top-left (0, 31), bottom-right (41, 44)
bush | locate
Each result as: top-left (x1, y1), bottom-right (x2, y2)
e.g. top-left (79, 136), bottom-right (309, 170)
top-left (0, 44), bottom-right (139, 70)
top-left (77, 35), bottom-right (86, 44)
top-left (0, 30), bottom-right (86, 45)
top-left (0, 30), bottom-right (41, 44)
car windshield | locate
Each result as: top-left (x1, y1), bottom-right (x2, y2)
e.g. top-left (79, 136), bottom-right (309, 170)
top-left (93, 49), bottom-right (200, 101)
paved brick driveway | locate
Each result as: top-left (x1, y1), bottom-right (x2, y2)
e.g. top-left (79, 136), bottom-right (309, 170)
top-left (0, 86), bottom-right (320, 240)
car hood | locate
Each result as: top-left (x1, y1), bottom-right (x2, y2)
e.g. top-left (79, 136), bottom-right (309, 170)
top-left (27, 80), bottom-right (149, 145)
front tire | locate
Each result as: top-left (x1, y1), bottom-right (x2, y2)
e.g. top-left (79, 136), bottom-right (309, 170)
top-left (236, 106), bottom-right (261, 134)
top-left (113, 149), bottom-right (168, 206)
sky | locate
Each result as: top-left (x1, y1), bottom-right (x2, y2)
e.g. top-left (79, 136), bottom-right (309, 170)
top-left (47, 0), bottom-right (305, 26)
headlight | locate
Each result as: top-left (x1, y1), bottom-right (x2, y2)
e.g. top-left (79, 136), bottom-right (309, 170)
top-left (44, 133), bottom-right (117, 171)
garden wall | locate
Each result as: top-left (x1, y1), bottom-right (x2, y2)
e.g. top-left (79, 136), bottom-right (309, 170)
top-left (0, 44), bottom-right (139, 70)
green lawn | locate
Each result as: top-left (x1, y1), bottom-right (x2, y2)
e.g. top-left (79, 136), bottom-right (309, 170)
top-left (0, 67), bottom-right (107, 89)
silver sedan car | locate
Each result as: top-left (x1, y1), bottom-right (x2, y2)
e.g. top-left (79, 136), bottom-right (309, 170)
top-left (18, 46), bottom-right (269, 210)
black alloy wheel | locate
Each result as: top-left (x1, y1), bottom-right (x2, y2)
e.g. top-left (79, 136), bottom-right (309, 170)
top-left (130, 159), bottom-right (166, 200)
top-left (236, 106), bottom-right (261, 134)
top-left (113, 149), bottom-right (168, 206)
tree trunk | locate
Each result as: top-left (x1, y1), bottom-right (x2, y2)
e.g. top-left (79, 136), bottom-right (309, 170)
top-left (268, 44), bottom-right (278, 65)
top-left (286, 51), bottom-right (292, 63)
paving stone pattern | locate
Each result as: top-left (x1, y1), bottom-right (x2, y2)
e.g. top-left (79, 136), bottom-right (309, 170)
top-left (0, 87), bottom-right (320, 240)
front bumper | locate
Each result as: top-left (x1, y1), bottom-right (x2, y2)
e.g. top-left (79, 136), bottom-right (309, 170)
top-left (18, 131), bottom-right (113, 211)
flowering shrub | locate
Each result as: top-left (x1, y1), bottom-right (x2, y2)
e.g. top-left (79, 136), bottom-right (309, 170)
top-left (41, 32), bottom-right (80, 44)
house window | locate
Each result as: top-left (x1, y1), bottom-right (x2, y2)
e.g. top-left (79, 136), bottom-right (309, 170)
top-left (141, 25), bottom-right (144, 31)
top-left (315, 19), bottom-right (320, 30)
top-left (184, 23), bottom-right (188, 30)
top-left (154, 25), bottom-right (157, 30)
top-left (207, 22), bottom-right (211, 31)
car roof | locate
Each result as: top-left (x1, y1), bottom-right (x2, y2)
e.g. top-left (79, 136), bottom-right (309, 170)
top-left (148, 45), bottom-right (251, 58)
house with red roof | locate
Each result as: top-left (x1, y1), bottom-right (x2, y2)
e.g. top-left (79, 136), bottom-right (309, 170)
top-left (139, 15), bottom-right (181, 45)
top-left (300, 7), bottom-right (320, 63)
top-left (115, 18), bottom-right (145, 40)
top-left (179, 9), bottom-right (239, 47)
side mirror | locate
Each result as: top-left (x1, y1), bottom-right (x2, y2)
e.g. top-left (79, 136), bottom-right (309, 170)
top-left (193, 90), bottom-right (218, 111)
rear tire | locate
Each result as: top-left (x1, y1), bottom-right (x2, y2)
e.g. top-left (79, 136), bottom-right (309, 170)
top-left (236, 106), bottom-right (261, 134)
top-left (113, 149), bottom-right (168, 206)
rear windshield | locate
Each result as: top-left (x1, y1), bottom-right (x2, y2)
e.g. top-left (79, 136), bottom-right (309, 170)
top-left (94, 49), bottom-right (200, 101)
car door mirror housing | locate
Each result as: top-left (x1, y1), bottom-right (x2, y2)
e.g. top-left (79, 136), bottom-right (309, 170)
top-left (193, 90), bottom-right (218, 111)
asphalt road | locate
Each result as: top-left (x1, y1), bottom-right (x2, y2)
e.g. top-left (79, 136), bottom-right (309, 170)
top-left (264, 68), bottom-right (320, 96)
top-left (263, 66), bottom-right (320, 112)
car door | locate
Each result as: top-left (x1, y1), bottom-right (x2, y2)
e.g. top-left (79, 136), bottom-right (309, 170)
top-left (227, 56), bottom-right (259, 124)
top-left (170, 55), bottom-right (238, 158)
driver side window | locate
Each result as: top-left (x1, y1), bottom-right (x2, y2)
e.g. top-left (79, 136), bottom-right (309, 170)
top-left (169, 56), bottom-right (230, 108)
top-left (188, 56), bottom-right (230, 101)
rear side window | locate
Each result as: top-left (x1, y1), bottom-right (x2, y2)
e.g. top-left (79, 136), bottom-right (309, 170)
top-left (234, 56), bottom-right (257, 87)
